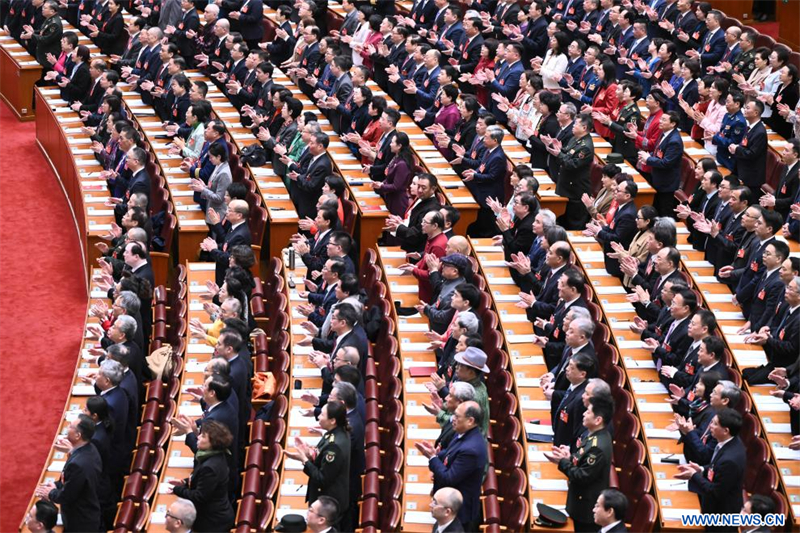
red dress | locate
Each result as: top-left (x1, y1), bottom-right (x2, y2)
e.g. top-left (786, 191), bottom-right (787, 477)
top-left (690, 99), bottom-right (711, 142)
top-left (359, 118), bottom-right (382, 165)
top-left (475, 57), bottom-right (495, 107)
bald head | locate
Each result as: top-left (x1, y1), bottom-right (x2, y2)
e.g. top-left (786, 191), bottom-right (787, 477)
top-left (431, 487), bottom-right (463, 524)
top-left (227, 199), bottom-right (249, 223)
top-left (446, 235), bottom-right (470, 255)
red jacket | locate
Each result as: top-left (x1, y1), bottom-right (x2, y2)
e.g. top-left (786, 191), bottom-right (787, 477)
top-left (635, 108), bottom-right (663, 174)
top-left (412, 232), bottom-right (448, 302)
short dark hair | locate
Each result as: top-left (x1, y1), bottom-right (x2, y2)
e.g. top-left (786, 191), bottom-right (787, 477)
top-left (674, 287), bottom-right (698, 313)
top-left (572, 352), bottom-right (597, 379)
top-left (748, 494), bottom-right (775, 519)
top-left (76, 414), bottom-right (96, 441)
top-left (716, 407), bottom-right (743, 437)
top-left (207, 374), bottom-right (233, 401)
top-left (328, 258), bottom-right (346, 278)
top-left (702, 336), bottom-right (725, 361)
top-left (600, 489), bottom-right (628, 522)
top-left (454, 283), bottom-right (481, 308)
top-left (441, 205), bottom-right (460, 228)
top-left (770, 240), bottom-right (790, 263)
top-left (562, 269), bottom-right (585, 293)
top-left (339, 273), bottom-right (359, 296)
top-left (761, 209), bottom-right (783, 235)
top-left (330, 231), bottom-right (352, 254)
top-left (335, 364), bottom-right (362, 388)
top-left (588, 395), bottom-right (613, 426)
top-left (34, 501), bottom-right (59, 529)
top-left (665, 247), bottom-right (682, 269)
top-left (333, 302), bottom-right (360, 327)
top-left (315, 496), bottom-right (340, 525)
top-left (695, 309), bottom-right (717, 333)
top-left (218, 328), bottom-right (244, 353)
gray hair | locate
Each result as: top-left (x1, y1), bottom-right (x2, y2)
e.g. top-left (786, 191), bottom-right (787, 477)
top-left (221, 297), bottom-right (242, 316)
top-left (170, 498), bottom-right (197, 528)
top-left (115, 314), bottom-right (137, 341)
top-left (449, 381), bottom-right (476, 402)
top-left (117, 291), bottom-right (141, 315)
top-left (99, 359), bottom-right (124, 386)
top-left (148, 26), bottom-right (163, 40)
top-left (560, 102), bottom-right (577, 119)
top-left (568, 306), bottom-right (591, 322)
top-left (457, 311), bottom-right (479, 335)
top-left (486, 125), bottom-right (505, 144)
top-left (571, 317), bottom-right (595, 339)
top-left (332, 381), bottom-right (357, 409)
top-left (340, 346), bottom-right (361, 366)
top-left (206, 357), bottom-right (230, 376)
top-left (718, 380), bottom-right (741, 409)
top-left (306, 121), bottom-right (323, 134)
top-left (204, 3), bottom-right (219, 14)
top-left (538, 209), bottom-right (557, 228)
top-left (587, 378), bottom-right (611, 400)
top-left (106, 343), bottom-right (130, 367)
top-left (792, 276), bottom-right (800, 292)
top-left (653, 216), bottom-right (676, 231)
top-left (127, 227), bottom-right (148, 244)
top-left (129, 191), bottom-right (148, 208)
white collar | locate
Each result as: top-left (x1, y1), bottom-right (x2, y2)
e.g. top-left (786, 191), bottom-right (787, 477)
top-left (436, 519), bottom-right (456, 533)
top-left (600, 521), bottom-right (622, 533)
top-left (231, 220), bottom-right (246, 231)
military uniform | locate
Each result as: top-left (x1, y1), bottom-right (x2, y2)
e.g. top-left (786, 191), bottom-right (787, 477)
top-left (711, 111), bottom-right (746, 171)
top-left (304, 425), bottom-right (351, 513)
top-left (557, 427), bottom-right (612, 532)
top-left (556, 134), bottom-right (594, 230)
top-left (31, 14), bottom-right (62, 69)
top-left (608, 102), bottom-right (643, 163)
top-left (731, 48), bottom-right (755, 80)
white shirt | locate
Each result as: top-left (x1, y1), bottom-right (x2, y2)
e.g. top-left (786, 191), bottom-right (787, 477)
top-left (435, 520), bottom-right (456, 533)
top-left (230, 220), bottom-right (247, 232)
top-left (600, 521), bottom-right (623, 533)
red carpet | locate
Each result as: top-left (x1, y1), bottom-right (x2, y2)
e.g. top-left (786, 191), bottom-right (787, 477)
top-left (0, 100), bottom-right (87, 531)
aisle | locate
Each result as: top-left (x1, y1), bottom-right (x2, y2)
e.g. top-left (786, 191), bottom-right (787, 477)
top-left (0, 100), bottom-right (87, 531)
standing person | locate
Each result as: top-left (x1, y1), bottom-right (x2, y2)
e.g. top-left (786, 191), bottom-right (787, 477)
top-left (549, 113), bottom-right (595, 230)
top-left (730, 99), bottom-right (768, 197)
top-left (399, 210), bottom-right (448, 303)
top-left (415, 401), bottom-right (489, 532)
top-left (21, 0), bottom-right (61, 70)
top-left (545, 396), bottom-right (614, 533)
top-left (430, 488), bottom-right (465, 533)
top-left (286, 401), bottom-right (352, 522)
top-left (371, 131), bottom-right (413, 216)
top-left (592, 489), bottom-right (629, 533)
top-left (170, 420), bottom-right (235, 532)
top-left (638, 111), bottom-right (683, 216)
top-left (461, 125), bottom-right (508, 237)
top-left (34, 416), bottom-right (102, 533)
top-left (676, 408), bottom-right (746, 531)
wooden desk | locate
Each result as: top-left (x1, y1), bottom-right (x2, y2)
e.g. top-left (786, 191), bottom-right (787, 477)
top-left (0, 31), bottom-right (41, 121)
top-left (34, 87), bottom-right (117, 289)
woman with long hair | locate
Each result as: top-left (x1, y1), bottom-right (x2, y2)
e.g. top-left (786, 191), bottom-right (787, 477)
top-left (697, 78), bottom-right (730, 155)
top-left (372, 131), bottom-right (414, 216)
top-left (536, 30), bottom-right (569, 91)
top-left (583, 60), bottom-right (618, 138)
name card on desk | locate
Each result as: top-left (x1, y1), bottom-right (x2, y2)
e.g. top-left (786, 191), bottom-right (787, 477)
top-left (448, 196), bottom-right (475, 204)
top-left (171, 190), bottom-right (194, 197)
top-left (529, 478), bottom-right (568, 491)
top-left (732, 351), bottom-right (767, 367)
top-left (656, 479), bottom-right (689, 491)
top-left (703, 294), bottom-right (734, 303)
top-left (513, 356), bottom-right (545, 366)
top-left (776, 448), bottom-right (800, 461)
top-left (186, 342), bottom-right (214, 354)
top-left (506, 334), bottom-right (536, 344)
top-left (185, 361), bottom-right (208, 373)
top-left (525, 422), bottom-right (553, 435)
top-left (500, 314), bottom-right (532, 324)
top-left (617, 340), bottom-right (644, 350)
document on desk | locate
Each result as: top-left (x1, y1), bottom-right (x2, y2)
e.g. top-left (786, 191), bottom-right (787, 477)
top-left (168, 456), bottom-right (195, 468)
top-left (636, 402), bottom-right (673, 412)
top-left (617, 340), bottom-right (645, 350)
top-left (406, 482), bottom-right (434, 495)
top-left (404, 512), bottom-right (436, 525)
top-left (656, 479), bottom-right (689, 491)
top-left (631, 382), bottom-right (668, 395)
top-left (662, 508), bottom-right (701, 521)
top-left (529, 478), bottom-right (568, 491)
top-left (645, 428), bottom-right (680, 440)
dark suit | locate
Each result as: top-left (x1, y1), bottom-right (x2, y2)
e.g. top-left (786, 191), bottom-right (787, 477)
top-left (501, 212), bottom-right (535, 261)
top-left (773, 161), bottom-right (799, 220)
top-left (488, 60), bottom-right (524, 121)
top-left (652, 315), bottom-right (692, 369)
top-left (236, 0), bottom-right (264, 45)
top-left (59, 61), bottom-right (90, 103)
top-left (551, 379), bottom-right (589, 450)
top-left (210, 221), bottom-right (252, 283)
top-left (697, 27), bottom-right (726, 69)
top-left (100, 387), bottom-right (130, 479)
top-left (48, 442), bottom-right (102, 533)
top-left (432, 519), bottom-right (465, 533)
top-left (171, 8), bottom-right (200, 63)
top-left (733, 121), bottom-right (768, 191)
top-left (396, 196), bottom-right (442, 253)
top-left (739, 268), bottom-right (783, 327)
top-left (646, 128), bottom-right (683, 214)
top-left (312, 326), bottom-right (370, 367)
top-left (597, 201), bottom-right (638, 278)
top-left (291, 153), bottom-right (331, 219)
top-left (301, 229), bottom-right (332, 276)
top-left (688, 437), bottom-right (746, 519)
top-left (526, 113), bottom-right (560, 169)
top-left (429, 426), bottom-right (488, 526)
top-left (745, 305), bottom-right (800, 385)
top-left (173, 453), bottom-right (235, 532)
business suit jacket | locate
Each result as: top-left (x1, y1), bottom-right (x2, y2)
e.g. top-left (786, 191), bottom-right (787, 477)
top-left (538, 297), bottom-right (588, 343)
top-left (266, 20), bottom-right (294, 64)
top-left (102, 387), bottom-right (131, 474)
top-left (396, 196), bottom-right (442, 253)
top-left (291, 152), bottom-right (332, 219)
top-left (347, 409), bottom-right (366, 502)
top-left (697, 27), bottom-right (726, 69)
top-left (551, 379), bottom-right (589, 450)
top-left (646, 128), bottom-right (683, 193)
top-left (171, 8), bottom-right (200, 61)
top-left (597, 201), bottom-right (638, 278)
top-left (237, 0), bottom-right (264, 42)
top-left (59, 61), bottom-right (90, 103)
top-left (48, 443), bottom-right (102, 533)
top-left (526, 113), bottom-right (560, 169)
top-left (652, 315), bottom-right (692, 368)
top-left (429, 426), bottom-right (488, 525)
top-left (173, 452), bottom-right (235, 532)
top-left (432, 519), bottom-right (465, 533)
top-left (381, 157), bottom-right (413, 217)
top-left (773, 161), bottom-right (799, 220)
top-left (185, 401), bottom-right (240, 459)
top-left (301, 229), bottom-right (332, 275)
top-left (488, 60), bottom-right (524, 120)
top-left (734, 121), bottom-right (768, 190)
top-left (501, 211), bottom-right (536, 261)
top-left (525, 265), bottom-right (566, 318)
top-left (740, 268), bottom-right (783, 327)
top-left (548, 122), bottom-right (574, 179)
top-left (764, 305), bottom-right (800, 369)
top-left (689, 437), bottom-right (746, 514)
top-left (465, 145), bottom-right (506, 208)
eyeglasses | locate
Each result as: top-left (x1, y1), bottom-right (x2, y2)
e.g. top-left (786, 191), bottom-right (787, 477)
top-left (165, 513), bottom-right (181, 522)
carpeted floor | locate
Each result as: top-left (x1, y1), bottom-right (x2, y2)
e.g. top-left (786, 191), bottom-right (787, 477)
top-left (0, 100), bottom-right (87, 531)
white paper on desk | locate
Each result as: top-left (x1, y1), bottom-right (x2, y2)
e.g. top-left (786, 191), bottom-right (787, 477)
top-left (406, 482), bottom-right (434, 495)
top-left (90, 289), bottom-right (108, 299)
top-left (72, 385), bottom-right (96, 396)
top-left (625, 358), bottom-right (656, 369)
top-left (479, 260), bottom-right (507, 267)
top-left (405, 511), bottom-right (437, 525)
top-left (271, 210), bottom-right (298, 219)
top-left (775, 447), bottom-right (800, 460)
top-left (493, 294), bottom-right (521, 302)
top-left (87, 208), bottom-right (114, 216)
top-left (713, 311), bottom-right (746, 320)
top-left (179, 404), bottom-right (203, 417)
top-left (164, 167), bottom-right (186, 175)
top-left (486, 277), bottom-right (515, 285)
top-left (353, 190), bottom-right (380, 198)
top-left (186, 342), bottom-right (214, 354)
top-left (380, 250), bottom-right (408, 258)
top-left (293, 345), bottom-right (314, 355)
top-left (521, 400), bottom-right (552, 410)
top-left (474, 246), bottom-right (498, 252)
top-left (764, 423), bottom-right (792, 434)
top-left (88, 223), bottom-right (112, 232)
top-left (662, 508), bottom-right (701, 521)
top-left (530, 478), bottom-right (568, 491)
top-left (169, 178), bottom-right (193, 185)
top-left (752, 401), bottom-right (789, 412)
top-left (525, 422), bottom-right (554, 435)
top-left (585, 269), bottom-right (611, 277)
top-left (405, 383), bottom-right (430, 394)
top-left (176, 205), bottom-right (202, 212)
top-left (684, 260), bottom-right (712, 268)
top-left (575, 252), bottom-right (604, 261)
top-left (657, 479), bottom-right (689, 491)
top-left (617, 340), bottom-right (645, 350)
top-left (734, 353), bottom-right (768, 367)
top-left (507, 334), bottom-right (536, 344)
top-left (636, 402), bottom-right (673, 412)
top-left (250, 167), bottom-right (276, 176)
top-left (408, 428), bottom-right (441, 440)
top-left (291, 388), bottom-right (321, 399)
top-left (611, 321), bottom-right (636, 330)
top-left (292, 367), bottom-right (322, 378)
top-left (289, 410), bottom-right (318, 428)
top-left (390, 284), bottom-right (418, 293)
top-left (603, 302), bottom-right (636, 312)
top-left (265, 194), bottom-right (291, 200)
top-left (595, 286), bottom-right (627, 295)
top-left (703, 294), bottom-right (734, 303)
top-left (449, 196), bottom-right (475, 204)
top-left (645, 428), bottom-right (680, 440)
top-left (45, 461), bottom-right (66, 475)
top-left (171, 190), bottom-right (194, 197)
top-left (338, 164), bottom-right (362, 170)
top-left (513, 356), bottom-right (545, 366)
top-left (398, 322), bottom-right (431, 333)
top-left (75, 159), bottom-right (100, 167)
top-left (517, 377), bottom-right (541, 388)
top-left (415, 145), bottom-right (439, 152)
top-left (180, 219), bottom-right (209, 227)
top-left (185, 361), bottom-right (208, 373)
top-left (693, 276), bottom-right (720, 284)
top-left (500, 314), bottom-right (532, 324)
top-left (168, 456), bottom-right (195, 468)
top-left (632, 382), bottom-right (668, 394)
top-left (568, 235), bottom-right (597, 244)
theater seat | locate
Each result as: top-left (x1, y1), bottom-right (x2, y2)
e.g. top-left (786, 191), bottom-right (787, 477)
top-left (629, 493), bottom-right (657, 532)
top-left (500, 495), bottom-right (529, 531)
top-left (235, 495), bottom-right (258, 527)
top-left (258, 499), bottom-right (275, 531)
top-left (378, 500), bottom-right (401, 531)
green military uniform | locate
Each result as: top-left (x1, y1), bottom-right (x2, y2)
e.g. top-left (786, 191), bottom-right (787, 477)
top-left (608, 102), bottom-right (643, 163)
top-left (31, 14), bottom-right (62, 69)
top-left (732, 48), bottom-right (755, 80)
top-left (556, 133), bottom-right (595, 229)
top-left (557, 427), bottom-right (612, 532)
top-left (304, 425), bottom-right (351, 512)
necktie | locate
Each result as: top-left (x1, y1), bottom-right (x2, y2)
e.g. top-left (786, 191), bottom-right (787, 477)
top-left (775, 307), bottom-right (792, 333)
top-left (556, 386), bottom-right (574, 415)
top-left (663, 320), bottom-right (678, 344)
top-left (709, 443), bottom-right (722, 465)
